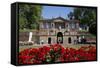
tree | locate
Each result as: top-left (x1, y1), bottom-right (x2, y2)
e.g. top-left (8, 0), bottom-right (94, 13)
top-left (68, 7), bottom-right (97, 35)
top-left (72, 8), bottom-right (96, 25)
top-left (89, 22), bottom-right (96, 35)
top-left (19, 4), bottom-right (42, 29)
top-left (68, 12), bottom-right (74, 20)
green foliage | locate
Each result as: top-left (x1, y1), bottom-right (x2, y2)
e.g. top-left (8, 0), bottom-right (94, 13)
top-left (31, 23), bottom-right (39, 29)
top-left (89, 23), bottom-right (96, 35)
top-left (68, 12), bottom-right (74, 20)
top-left (68, 8), bottom-right (96, 24)
top-left (68, 7), bottom-right (97, 35)
top-left (19, 16), bottom-right (27, 29)
top-left (19, 4), bottom-right (42, 30)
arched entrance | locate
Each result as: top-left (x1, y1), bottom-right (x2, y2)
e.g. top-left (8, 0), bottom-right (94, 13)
top-left (68, 37), bottom-right (71, 44)
top-left (57, 32), bottom-right (63, 44)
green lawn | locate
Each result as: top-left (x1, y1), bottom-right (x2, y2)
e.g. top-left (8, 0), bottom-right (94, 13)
top-left (19, 29), bottom-right (36, 32)
top-left (19, 44), bottom-right (96, 52)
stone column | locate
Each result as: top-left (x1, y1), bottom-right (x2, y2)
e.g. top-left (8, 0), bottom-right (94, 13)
top-left (68, 24), bottom-right (70, 31)
top-left (28, 32), bottom-right (33, 42)
top-left (76, 23), bottom-right (79, 31)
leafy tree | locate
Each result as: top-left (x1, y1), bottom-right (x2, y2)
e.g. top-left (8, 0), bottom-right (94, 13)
top-left (72, 8), bottom-right (96, 25)
top-left (89, 22), bottom-right (96, 35)
top-left (68, 7), bottom-right (97, 35)
top-left (19, 4), bottom-right (42, 29)
top-left (68, 12), bottom-right (74, 20)
top-left (19, 16), bottom-right (27, 29)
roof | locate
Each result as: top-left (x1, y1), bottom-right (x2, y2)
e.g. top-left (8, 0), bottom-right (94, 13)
top-left (40, 17), bottom-right (68, 22)
top-left (52, 17), bottom-right (69, 22)
top-left (69, 20), bottom-right (80, 23)
top-left (40, 17), bottom-right (79, 23)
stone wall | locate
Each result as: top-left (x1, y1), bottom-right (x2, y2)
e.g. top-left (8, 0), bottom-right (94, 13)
top-left (19, 29), bottom-right (78, 45)
top-left (39, 35), bottom-right (77, 45)
top-left (19, 32), bottom-right (29, 41)
top-left (19, 31), bottom-right (39, 43)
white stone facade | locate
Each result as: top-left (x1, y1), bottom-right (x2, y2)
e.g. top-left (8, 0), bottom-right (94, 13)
top-left (38, 17), bottom-right (80, 45)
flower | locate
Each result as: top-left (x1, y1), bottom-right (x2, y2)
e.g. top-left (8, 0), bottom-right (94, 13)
top-left (19, 44), bottom-right (96, 64)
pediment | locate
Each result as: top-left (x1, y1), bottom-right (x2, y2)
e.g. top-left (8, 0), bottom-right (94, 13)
top-left (52, 17), bottom-right (67, 22)
top-left (53, 19), bottom-right (64, 22)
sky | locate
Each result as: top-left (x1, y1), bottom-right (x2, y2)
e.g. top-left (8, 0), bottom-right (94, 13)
top-left (42, 6), bottom-right (74, 19)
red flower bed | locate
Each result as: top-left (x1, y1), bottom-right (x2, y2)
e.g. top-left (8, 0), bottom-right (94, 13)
top-left (19, 44), bottom-right (96, 64)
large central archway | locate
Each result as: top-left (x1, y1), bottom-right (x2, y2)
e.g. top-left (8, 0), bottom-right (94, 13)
top-left (57, 32), bottom-right (63, 44)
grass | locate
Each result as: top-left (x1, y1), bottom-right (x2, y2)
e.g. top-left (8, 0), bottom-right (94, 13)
top-left (84, 34), bottom-right (96, 38)
top-left (19, 44), bottom-right (96, 52)
top-left (78, 30), bottom-right (88, 32)
top-left (19, 29), bottom-right (37, 32)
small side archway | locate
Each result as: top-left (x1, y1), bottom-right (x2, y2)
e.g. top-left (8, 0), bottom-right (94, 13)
top-left (68, 37), bottom-right (71, 44)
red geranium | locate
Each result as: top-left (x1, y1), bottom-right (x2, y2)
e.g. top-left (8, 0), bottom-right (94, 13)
top-left (19, 44), bottom-right (96, 64)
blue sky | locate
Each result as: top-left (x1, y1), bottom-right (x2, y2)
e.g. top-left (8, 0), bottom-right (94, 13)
top-left (42, 6), bottom-right (74, 19)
